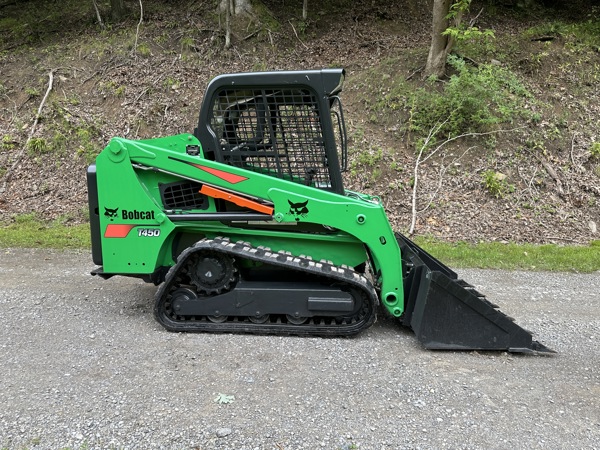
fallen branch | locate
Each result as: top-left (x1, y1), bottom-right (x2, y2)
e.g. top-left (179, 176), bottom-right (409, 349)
top-left (516, 165), bottom-right (539, 203)
top-left (543, 236), bottom-right (584, 245)
top-left (289, 20), bottom-right (309, 50)
top-left (409, 119), bottom-right (448, 235)
top-left (568, 132), bottom-right (585, 174)
top-left (409, 125), bottom-right (523, 236)
top-left (537, 155), bottom-right (565, 195)
top-left (0, 69), bottom-right (54, 195)
top-left (469, 8), bottom-right (484, 27)
top-left (405, 66), bottom-right (423, 81)
top-left (419, 146), bottom-right (474, 215)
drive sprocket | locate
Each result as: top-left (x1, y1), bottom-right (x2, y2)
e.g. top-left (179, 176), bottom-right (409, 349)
top-left (186, 250), bottom-right (238, 295)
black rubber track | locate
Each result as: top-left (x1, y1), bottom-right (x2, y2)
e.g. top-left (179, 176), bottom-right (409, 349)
top-left (154, 237), bottom-right (379, 336)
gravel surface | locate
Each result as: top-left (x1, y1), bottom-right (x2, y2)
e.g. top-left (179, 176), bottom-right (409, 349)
top-left (1, 249), bottom-right (599, 450)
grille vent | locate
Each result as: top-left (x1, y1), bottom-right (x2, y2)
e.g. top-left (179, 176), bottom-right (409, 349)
top-left (160, 181), bottom-right (208, 210)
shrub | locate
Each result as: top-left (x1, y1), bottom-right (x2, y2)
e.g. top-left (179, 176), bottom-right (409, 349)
top-left (482, 170), bottom-right (514, 198)
top-left (408, 55), bottom-right (535, 142)
top-left (591, 142), bottom-right (600, 158)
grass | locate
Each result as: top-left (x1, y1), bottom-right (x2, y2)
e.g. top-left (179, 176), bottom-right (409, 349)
top-left (0, 214), bottom-right (598, 273)
top-left (414, 236), bottom-right (600, 273)
top-left (0, 213), bottom-right (90, 249)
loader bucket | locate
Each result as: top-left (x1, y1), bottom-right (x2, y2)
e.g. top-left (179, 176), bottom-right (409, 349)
top-left (396, 233), bottom-right (554, 354)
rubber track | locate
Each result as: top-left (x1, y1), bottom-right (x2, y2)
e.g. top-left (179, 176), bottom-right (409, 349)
top-left (154, 237), bottom-right (379, 336)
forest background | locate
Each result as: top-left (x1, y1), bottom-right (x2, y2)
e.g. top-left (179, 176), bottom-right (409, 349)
top-left (0, 0), bottom-right (599, 248)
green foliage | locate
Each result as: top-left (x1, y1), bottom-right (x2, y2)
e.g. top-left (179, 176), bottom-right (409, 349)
top-left (251, 1), bottom-right (281, 33)
top-left (443, 26), bottom-right (495, 43)
top-left (443, 0), bottom-right (495, 46)
top-left (296, 19), bottom-right (310, 35)
top-left (45, 103), bottom-right (102, 162)
top-left (251, 61), bottom-right (268, 72)
top-left (482, 170), bottom-right (515, 198)
top-left (25, 87), bottom-right (40, 98)
top-left (0, 17), bottom-right (20, 32)
top-left (180, 35), bottom-right (196, 52)
top-left (98, 81), bottom-right (125, 98)
top-left (525, 17), bottom-right (600, 53)
top-left (406, 56), bottom-right (535, 142)
top-left (446, 0), bottom-right (472, 18)
top-left (137, 42), bottom-right (151, 57)
top-left (26, 137), bottom-right (49, 155)
top-left (443, 0), bottom-right (496, 57)
top-left (52, 131), bottom-right (67, 152)
top-left (1, 135), bottom-right (16, 151)
top-left (75, 127), bottom-right (100, 163)
top-left (590, 142), bottom-right (600, 158)
top-left (349, 146), bottom-right (384, 179)
top-left (367, 53), bottom-right (536, 150)
top-left (0, 16), bottom-right (31, 46)
top-left (163, 77), bottom-right (180, 90)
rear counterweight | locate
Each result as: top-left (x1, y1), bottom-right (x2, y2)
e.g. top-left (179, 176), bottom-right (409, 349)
top-left (86, 164), bottom-right (103, 265)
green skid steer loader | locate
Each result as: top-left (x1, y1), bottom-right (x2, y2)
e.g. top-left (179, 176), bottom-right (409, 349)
top-left (87, 69), bottom-right (553, 354)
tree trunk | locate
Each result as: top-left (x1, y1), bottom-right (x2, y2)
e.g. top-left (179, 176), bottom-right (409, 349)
top-left (225, 0), bottom-right (231, 49)
top-left (424, 0), bottom-right (452, 79)
top-left (219, 0), bottom-right (252, 15)
top-left (110, 0), bottom-right (126, 21)
top-left (92, 0), bottom-right (105, 28)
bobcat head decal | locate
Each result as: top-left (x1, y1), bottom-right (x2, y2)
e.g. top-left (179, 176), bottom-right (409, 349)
top-left (288, 199), bottom-right (309, 222)
top-left (104, 207), bottom-right (119, 221)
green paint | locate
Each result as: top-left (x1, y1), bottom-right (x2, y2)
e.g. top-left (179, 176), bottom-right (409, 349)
top-left (93, 133), bottom-right (406, 317)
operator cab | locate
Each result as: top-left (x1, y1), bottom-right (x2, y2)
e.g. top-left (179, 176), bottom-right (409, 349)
top-left (195, 69), bottom-right (347, 193)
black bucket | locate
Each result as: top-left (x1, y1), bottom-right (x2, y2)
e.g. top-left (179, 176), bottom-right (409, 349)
top-left (396, 233), bottom-right (554, 354)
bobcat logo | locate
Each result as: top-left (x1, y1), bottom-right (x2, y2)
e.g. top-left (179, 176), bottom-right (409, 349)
top-left (288, 199), bottom-right (309, 222)
top-left (104, 207), bottom-right (119, 221)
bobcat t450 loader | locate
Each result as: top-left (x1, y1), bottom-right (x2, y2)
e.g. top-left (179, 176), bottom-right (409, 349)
top-left (87, 69), bottom-right (553, 354)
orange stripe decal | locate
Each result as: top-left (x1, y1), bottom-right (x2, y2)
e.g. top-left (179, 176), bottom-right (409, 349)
top-left (200, 185), bottom-right (274, 215)
top-left (105, 224), bottom-right (135, 238)
top-left (191, 164), bottom-right (248, 184)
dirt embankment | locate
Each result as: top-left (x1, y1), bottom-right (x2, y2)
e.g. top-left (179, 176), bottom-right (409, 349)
top-left (0, 1), bottom-right (598, 244)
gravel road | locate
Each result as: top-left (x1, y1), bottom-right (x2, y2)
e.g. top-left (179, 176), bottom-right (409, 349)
top-left (1, 248), bottom-right (599, 450)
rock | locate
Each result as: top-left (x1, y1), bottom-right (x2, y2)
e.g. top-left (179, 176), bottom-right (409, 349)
top-left (216, 427), bottom-right (232, 438)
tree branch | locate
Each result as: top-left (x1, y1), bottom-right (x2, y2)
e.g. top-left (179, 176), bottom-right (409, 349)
top-left (419, 146), bottom-right (474, 215)
top-left (92, 0), bottom-right (105, 29)
top-left (409, 125), bottom-right (523, 236)
top-left (132, 0), bottom-right (144, 57)
top-left (1, 69), bottom-right (54, 195)
top-left (289, 20), bottom-right (309, 49)
top-left (409, 119), bottom-right (449, 235)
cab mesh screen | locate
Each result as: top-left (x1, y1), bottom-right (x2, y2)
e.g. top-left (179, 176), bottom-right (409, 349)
top-left (209, 88), bottom-right (331, 188)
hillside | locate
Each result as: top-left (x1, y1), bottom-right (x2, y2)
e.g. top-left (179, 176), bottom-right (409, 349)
top-left (0, 0), bottom-right (599, 245)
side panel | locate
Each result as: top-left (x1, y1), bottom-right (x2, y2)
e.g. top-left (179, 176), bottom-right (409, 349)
top-left (94, 138), bottom-right (178, 275)
top-left (93, 134), bottom-right (405, 315)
